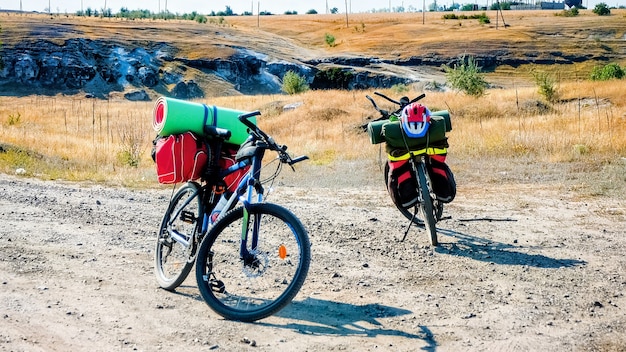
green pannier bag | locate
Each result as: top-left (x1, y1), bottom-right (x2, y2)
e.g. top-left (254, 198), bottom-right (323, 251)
top-left (366, 110), bottom-right (451, 146)
top-left (431, 110), bottom-right (452, 132)
top-left (382, 115), bottom-right (448, 150)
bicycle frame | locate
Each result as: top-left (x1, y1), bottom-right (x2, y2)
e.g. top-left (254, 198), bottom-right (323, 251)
top-left (204, 135), bottom-right (269, 261)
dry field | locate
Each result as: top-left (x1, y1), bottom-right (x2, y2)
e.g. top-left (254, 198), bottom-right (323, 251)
top-left (0, 81), bottom-right (624, 198)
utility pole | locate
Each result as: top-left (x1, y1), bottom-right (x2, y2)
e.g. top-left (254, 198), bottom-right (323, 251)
top-left (345, 0), bottom-right (348, 27)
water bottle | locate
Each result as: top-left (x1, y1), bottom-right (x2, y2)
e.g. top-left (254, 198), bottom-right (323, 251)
top-left (210, 193), bottom-right (229, 224)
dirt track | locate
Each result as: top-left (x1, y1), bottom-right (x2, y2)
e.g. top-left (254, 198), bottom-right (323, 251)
top-left (1, 171), bottom-right (625, 351)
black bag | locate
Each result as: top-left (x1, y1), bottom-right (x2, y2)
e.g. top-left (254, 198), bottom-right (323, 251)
top-left (427, 156), bottom-right (456, 203)
top-left (387, 159), bottom-right (419, 208)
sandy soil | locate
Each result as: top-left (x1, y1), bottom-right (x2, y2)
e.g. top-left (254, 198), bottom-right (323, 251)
top-left (1, 168), bottom-right (625, 352)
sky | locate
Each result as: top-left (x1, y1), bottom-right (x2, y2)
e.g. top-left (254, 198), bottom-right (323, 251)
top-left (1, 0), bottom-right (619, 14)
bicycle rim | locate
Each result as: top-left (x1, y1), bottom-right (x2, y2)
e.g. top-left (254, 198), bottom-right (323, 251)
top-left (155, 183), bottom-right (201, 291)
top-left (195, 203), bottom-right (310, 322)
top-left (417, 164), bottom-right (438, 246)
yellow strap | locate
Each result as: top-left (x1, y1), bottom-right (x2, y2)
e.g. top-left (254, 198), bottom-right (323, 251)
top-left (387, 148), bottom-right (447, 161)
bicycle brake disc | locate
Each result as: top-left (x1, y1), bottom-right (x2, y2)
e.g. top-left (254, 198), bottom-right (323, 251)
top-left (242, 249), bottom-right (269, 278)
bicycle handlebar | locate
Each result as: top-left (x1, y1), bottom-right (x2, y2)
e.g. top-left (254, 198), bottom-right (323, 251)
top-left (239, 111), bottom-right (309, 169)
top-left (368, 92), bottom-right (426, 119)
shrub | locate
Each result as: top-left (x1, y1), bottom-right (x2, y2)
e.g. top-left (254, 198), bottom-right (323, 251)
top-left (117, 129), bottom-right (145, 167)
top-left (532, 70), bottom-right (560, 103)
top-left (590, 63), bottom-right (625, 80)
top-left (281, 71), bottom-right (309, 95)
top-left (478, 12), bottom-right (490, 24)
top-left (442, 55), bottom-right (488, 97)
top-left (556, 7), bottom-right (579, 16)
top-left (391, 84), bottom-right (410, 94)
top-left (312, 68), bottom-right (353, 89)
top-left (445, 12), bottom-right (490, 24)
top-left (592, 2), bottom-right (611, 15)
top-left (324, 33), bottom-right (336, 47)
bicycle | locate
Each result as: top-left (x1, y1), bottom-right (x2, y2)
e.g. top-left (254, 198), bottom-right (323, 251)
top-left (154, 111), bottom-right (311, 322)
top-left (366, 92), bottom-right (454, 246)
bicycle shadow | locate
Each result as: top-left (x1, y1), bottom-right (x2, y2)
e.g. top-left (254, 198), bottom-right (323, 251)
top-left (261, 297), bottom-right (436, 350)
top-left (434, 227), bottom-right (587, 268)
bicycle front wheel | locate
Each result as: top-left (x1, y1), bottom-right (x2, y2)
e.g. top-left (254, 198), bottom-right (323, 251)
top-left (417, 163), bottom-right (438, 246)
top-left (195, 203), bottom-right (310, 322)
top-left (155, 182), bottom-right (202, 291)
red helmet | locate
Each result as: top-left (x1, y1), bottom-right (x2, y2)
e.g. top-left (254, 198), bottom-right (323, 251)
top-left (400, 103), bottom-right (431, 138)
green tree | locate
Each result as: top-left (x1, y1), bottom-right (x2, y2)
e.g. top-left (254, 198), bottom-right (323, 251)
top-left (281, 71), bottom-right (309, 95)
top-left (216, 6), bottom-right (234, 16)
top-left (490, 1), bottom-right (511, 10)
top-left (592, 2), bottom-right (611, 15)
top-left (443, 55), bottom-right (488, 97)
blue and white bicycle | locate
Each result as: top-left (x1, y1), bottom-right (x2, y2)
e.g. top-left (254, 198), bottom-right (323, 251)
top-left (154, 111), bottom-right (310, 322)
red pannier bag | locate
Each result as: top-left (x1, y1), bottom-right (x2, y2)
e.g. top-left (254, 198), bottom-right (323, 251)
top-left (154, 132), bottom-right (208, 184)
top-left (219, 144), bottom-right (250, 192)
top-left (427, 154), bottom-right (456, 203)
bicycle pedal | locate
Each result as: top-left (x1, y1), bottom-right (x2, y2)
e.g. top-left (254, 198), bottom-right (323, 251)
top-left (210, 280), bottom-right (225, 293)
top-left (179, 210), bottom-right (196, 223)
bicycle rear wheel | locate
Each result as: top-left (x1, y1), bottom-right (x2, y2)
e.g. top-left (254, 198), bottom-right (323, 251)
top-left (155, 182), bottom-right (202, 291)
top-left (195, 203), bottom-right (310, 322)
top-left (417, 163), bottom-right (438, 246)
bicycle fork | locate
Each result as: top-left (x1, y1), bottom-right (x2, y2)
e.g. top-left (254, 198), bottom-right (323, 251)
top-left (402, 157), bottom-right (432, 241)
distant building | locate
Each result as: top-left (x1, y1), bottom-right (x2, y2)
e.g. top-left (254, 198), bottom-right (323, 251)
top-left (541, 1), bottom-right (566, 9)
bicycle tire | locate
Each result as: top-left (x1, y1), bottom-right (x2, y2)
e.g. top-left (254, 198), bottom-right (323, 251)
top-left (195, 202), bottom-right (310, 322)
top-left (155, 182), bottom-right (203, 291)
top-left (417, 163), bottom-right (438, 246)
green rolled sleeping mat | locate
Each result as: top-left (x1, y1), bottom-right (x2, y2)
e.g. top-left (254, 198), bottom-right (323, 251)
top-left (366, 110), bottom-right (451, 148)
top-left (367, 119), bottom-right (388, 144)
top-left (152, 97), bottom-right (255, 146)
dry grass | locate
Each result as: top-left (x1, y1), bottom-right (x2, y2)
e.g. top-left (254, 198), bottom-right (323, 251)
top-left (1, 79), bottom-right (624, 195)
